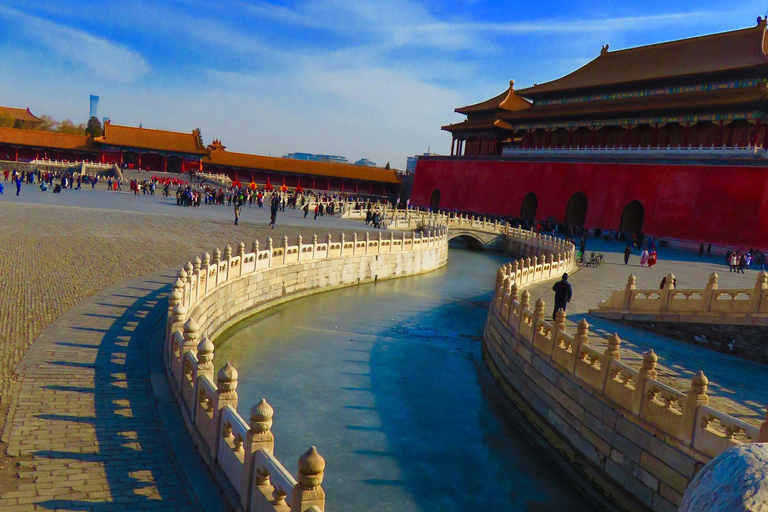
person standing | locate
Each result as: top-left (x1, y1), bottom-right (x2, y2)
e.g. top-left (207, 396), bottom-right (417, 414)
top-left (14, 175), bottom-right (21, 196)
top-left (624, 245), bottom-right (632, 265)
top-left (234, 199), bottom-right (241, 225)
top-left (552, 273), bottom-right (572, 321)
top-left (303, 202), bottom-right (309, 218)
top-left (269, 199), bottom-right (278, 229)
top-left (698, 244), bottom-right (704, 257)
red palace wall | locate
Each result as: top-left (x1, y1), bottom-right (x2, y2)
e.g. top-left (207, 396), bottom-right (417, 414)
top-left (411, 158), bottom-right (768, 248)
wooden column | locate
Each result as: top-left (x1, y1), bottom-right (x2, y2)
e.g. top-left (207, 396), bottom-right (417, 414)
top-left (652, 124), bottom-right (660, 146)
top-left (623, 125), bottom-right (632, 147)
top-left (717, 121), bottom-right (725, 146)
top-left (120, 150), bottom-right (124, 164)
top-left (682, 123), bottom-right (691, 146)
top-left (163, 155), bottom-right (168, 173)
top-left (138, 153), bottom-right (142, 169)
top-left (451, 138), bottom-right (455, 156)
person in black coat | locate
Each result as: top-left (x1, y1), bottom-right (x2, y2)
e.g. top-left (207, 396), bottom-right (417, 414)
top-left (552, 273), bottom-right (572, 321)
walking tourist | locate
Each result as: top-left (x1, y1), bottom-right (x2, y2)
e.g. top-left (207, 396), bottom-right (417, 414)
top-left (698, 244), bottom-right (704, 257)
top-left (624, 245), bottom-right (632, 265)
top-left (551, 273), bottom-right (572, 321)
top-left (639, 248), bottom-right (649, 266)
top-left (647, 249), bottom-right (657, 268)
top-left (14, 175), bottom-right (21, 196)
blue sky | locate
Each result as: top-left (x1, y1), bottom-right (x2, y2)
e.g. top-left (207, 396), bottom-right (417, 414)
top-left (0, 1), bottom-right (764, 168)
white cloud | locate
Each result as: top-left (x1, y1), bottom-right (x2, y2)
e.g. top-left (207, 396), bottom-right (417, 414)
top-left (0, 5), bottom-right (148, 82)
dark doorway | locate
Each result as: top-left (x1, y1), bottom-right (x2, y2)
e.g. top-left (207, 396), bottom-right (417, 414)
top-left (521, 192), bottom-right (537, 220)
top-left (430, 189), bottom-right (441, 211)
top-left (564, 192), bottom-right (588, 227)
top-left (620, 200), bottom-right (644, 234)
top-left (168, 156), bottom-right (182, 173)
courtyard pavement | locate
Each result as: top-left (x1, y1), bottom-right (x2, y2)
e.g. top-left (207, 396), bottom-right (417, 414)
top-left (0, 184), bottom-right (766, 509)
top-left (0, 189), bottom-right (373, 510)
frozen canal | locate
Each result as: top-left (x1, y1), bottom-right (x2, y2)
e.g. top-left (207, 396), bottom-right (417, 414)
top-left (214, 247), bottom-right (596, 511)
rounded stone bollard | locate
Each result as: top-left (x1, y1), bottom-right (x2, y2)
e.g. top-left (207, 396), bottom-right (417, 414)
top-left (679, 443), bottom-right (768, 512)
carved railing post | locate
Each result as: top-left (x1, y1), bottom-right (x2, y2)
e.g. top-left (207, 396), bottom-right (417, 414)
top-left (632, 349), bottom-right (658, 415)
top-left (752, 271), bottom-right (767, 313)
top-left (660, 272), bottom-right (675, 312)
top-left (508, 283), bottom-right (519, 325)
top-left (283, 236), bottom-right (289, 264)
top-left (196, 336), bottom-right (215, 382)
top-left (500, 277), bottom-right (512, 314)
top-left (297, 235), bottom-right (303, 261)
top-left (177, 268), bottom-right (188, 306)
top-left (759, 406), bottom-right (768, 443)
top-left (167, 302), bottom-right (186, 365)
top-left (213, 362), bottom-right (239, 457)
top-left (224, 244), bottom-right (232, 262)
top-left (212, 247), bottom-right (221, 266)
top-left (291, 447), bottom-right (325, 512)
top-left (248, 398), bottom-right (275, 452)
top-left (599, 334), bottom-right (621, 392)
top-left (267, 237), bottom-right (273, 266)
top-left (178, 318), bottom-right (199, 392)
top-left (570, 319), bottom-right (589, 374)
top-left (237, 241), bottom-right (246, 259)
top-left (518, 290), bottom-right (531, 332)
top-left (681, 371), bottom-right (709, 445)
top-left (623, 274), bottom-right (636, 311)
top-left (251, 239), bottom-right (259, 255)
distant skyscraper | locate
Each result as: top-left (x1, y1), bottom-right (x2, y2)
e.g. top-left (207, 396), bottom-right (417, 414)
top-left (353, 158), bottom-right (377, 167)
top-left (89, 95), bottom-right (99, 119)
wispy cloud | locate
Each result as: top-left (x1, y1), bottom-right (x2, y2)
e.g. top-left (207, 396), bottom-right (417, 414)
top-left (0, 5), bottom-right (148, 82)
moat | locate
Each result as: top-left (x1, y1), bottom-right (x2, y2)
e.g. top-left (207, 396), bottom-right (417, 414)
top-left (214, 247), bottom-right (595, 511)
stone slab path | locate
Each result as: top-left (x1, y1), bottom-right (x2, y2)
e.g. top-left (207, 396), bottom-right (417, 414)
top-left (0, 270), bottom-right (223, 511)
top-left (0, 199), bottom-right (373, 507)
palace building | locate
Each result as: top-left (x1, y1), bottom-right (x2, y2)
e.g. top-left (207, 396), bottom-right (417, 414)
top-left (411, 19), bottom-right (768, 248)
top-left (0, 120), bottom-right (400, 197)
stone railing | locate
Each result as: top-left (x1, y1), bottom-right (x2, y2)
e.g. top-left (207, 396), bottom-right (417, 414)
top-left (164, 228), bottom-right (449, 512)
top-left (485, 260), bottom-right (768, 511)
top-left (592, 272), bottom-right (768, 324)
top-left (30, 158), bottom-right (114, 168)
top-left (501, 143), bottom-right (768, 159)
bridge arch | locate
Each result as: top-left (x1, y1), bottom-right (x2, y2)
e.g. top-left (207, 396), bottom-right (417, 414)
top-left (620, 200), bottom-right (645, 234)
top-left (447, 231), bottom-right (489, 251)
top-left (564, 192), bottom-right (588, 227)
top-left (521, 192), bottom-right (537, 220)
top-left (430, 189), bottom-right (441, 211)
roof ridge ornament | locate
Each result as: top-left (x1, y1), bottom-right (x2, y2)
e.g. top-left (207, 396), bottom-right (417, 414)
top-left (509, 79), bottom-right (515, 90)
top-left (600, 44), bottom-right (609, 56)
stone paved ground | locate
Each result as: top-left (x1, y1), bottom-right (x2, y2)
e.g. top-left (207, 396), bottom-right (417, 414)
top-left (0, 197), bottom-right (372, 509)
top-left (524, 237), bottom-right (768, 426)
